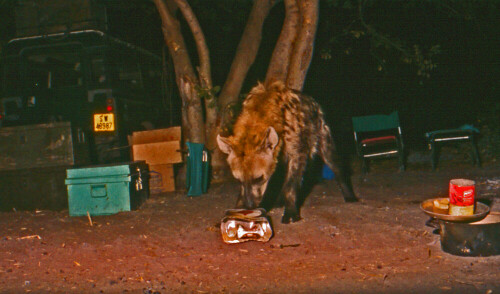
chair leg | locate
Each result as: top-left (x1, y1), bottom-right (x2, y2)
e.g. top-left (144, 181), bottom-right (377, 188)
top-left (362, 158), bottom-right (369, 174)
top-left (472, 140), bottom-right (481, 167)
top-left (430, 142), bottom-right (439, 170)
top-left (399, 152), bottom-right (405, 171)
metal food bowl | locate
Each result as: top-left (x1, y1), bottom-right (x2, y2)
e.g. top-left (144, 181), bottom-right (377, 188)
top-left (420, 198), bottom-right (490, 222)
top-left (421, 198), bottom-right (499, 256)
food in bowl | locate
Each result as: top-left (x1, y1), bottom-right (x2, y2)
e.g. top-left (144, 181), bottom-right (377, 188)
top-left (433, 198), bottom-right (449, 214)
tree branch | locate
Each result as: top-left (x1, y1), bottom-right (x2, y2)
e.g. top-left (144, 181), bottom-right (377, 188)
top-left (173, 0), bottom-right (212, 89)
top-left (286, 0), bottom-right (319, 91)
top-left (154, 0), bottom-right (205, 143)
top-left (217, 0), bottom-right (276, 110)
top-left (265, 0), bottom-right (299, 83)
top-left (358, 0), bottom-right (408, 57)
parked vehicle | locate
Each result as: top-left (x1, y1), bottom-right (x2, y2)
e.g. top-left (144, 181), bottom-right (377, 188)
top-left (0, 0), bottom-right (174, 211)
top-left (0, 29), bottom-right (168, 163)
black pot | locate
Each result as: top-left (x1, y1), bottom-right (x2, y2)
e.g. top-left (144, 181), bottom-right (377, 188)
top-left (438, 212), bottom-right (500, 257)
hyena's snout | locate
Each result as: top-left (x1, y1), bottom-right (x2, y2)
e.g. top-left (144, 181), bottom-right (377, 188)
top-left (240, 181), bottom-right (267, 209)
top-left (217, 126), bottom-right (279, 211)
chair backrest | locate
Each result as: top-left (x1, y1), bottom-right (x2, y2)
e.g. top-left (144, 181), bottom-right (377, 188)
top-left (352, 111), bottom-right (400, 133)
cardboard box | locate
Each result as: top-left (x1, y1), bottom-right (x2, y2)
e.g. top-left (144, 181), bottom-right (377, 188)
top-left (129, 127), bottom-right (182, 193)
top-left (149, 164), bottom-right (175, 193)
top-left (132, 141), bottom-right (181, 165)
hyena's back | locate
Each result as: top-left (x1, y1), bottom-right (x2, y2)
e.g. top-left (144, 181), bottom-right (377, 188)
top-left (234, 81), bottom-right (334, 163)
top-left (219, 81), bottom-right (357, 223)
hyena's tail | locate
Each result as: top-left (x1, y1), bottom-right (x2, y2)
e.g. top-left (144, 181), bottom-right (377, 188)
top-left (319, 123), bottom-right (358, 202)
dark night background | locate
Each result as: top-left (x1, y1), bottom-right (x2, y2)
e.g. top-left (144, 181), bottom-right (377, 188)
top-left (1, 0), bottom-right (499, 160)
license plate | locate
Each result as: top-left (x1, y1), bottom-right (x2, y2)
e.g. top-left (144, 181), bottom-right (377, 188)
top-left (94, 113), bottom-right (115, 132)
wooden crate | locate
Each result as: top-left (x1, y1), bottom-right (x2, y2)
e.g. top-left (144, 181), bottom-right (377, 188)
top-left (129, 126), bottom-right (182, 193)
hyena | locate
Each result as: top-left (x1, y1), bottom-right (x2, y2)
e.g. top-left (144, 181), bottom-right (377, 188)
top-left (217, 81), bottom-right (357, 223)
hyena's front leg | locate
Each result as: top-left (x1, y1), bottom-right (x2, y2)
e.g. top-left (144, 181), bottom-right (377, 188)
top-left (281, 155), bottom-right (307, 223)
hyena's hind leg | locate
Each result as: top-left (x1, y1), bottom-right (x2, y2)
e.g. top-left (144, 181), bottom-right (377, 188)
top-left (319, 125), bottom-right (358, 202)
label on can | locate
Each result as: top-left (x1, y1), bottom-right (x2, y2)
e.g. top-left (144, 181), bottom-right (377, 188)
top-left (449, 179), bottom-right (475, 206)
top-left (449, 204), bottom-right (474, 216)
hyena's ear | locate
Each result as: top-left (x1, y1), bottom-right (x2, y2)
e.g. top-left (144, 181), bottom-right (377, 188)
top-left (261, 127), bottom-right (279, 152)
top-left (217, 134), bottom-right (233, 154)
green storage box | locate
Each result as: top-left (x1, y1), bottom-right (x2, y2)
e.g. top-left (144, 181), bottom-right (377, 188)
top-left (65, 161), bottom-right (149, 216)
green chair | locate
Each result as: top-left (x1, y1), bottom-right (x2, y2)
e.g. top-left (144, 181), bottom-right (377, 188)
top-left (425, 124), bottom-right (480, 170)
top-left (352, 111), bottom-right (405, 173)
top-left (185, 142), bottom-right (210, 196)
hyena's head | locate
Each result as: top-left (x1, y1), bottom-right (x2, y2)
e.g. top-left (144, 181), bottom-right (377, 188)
top-left (217, 127), bottom-right (279, 209)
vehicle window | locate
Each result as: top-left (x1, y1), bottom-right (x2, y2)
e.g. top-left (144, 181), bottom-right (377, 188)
top-left (22, 45), bottom-right (83, 89)
top-left (2, 57), bottom-right (21, 92)
top-left (117, 60), bottom-right (142, 90)
top-left (91, 57), bottom-right (107, 85)
top-left (140, 62), bottom-right (161, 94)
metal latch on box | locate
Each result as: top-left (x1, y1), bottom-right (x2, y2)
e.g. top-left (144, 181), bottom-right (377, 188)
top-left (135, 167), bottom-right (143, 191)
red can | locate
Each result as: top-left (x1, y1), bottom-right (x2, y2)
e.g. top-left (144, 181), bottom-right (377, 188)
top-left (449, 179), bottom-right (475, 206)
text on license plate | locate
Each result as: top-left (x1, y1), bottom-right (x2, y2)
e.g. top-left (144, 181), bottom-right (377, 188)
top-left (94, 113), bottom-right (115, 131)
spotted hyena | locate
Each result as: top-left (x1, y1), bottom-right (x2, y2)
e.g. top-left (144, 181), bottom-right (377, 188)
top-left (217, 81), bottom-right (357, 223)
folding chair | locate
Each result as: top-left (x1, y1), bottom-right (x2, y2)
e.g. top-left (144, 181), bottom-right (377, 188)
top-left (425, 124), bottom-right (480, 170)
top-left (352, 111), bottom-right (405, 173)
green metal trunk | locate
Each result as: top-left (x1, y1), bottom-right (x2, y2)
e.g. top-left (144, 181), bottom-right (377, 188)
top-left (65, 161), bottom-right (149, 216)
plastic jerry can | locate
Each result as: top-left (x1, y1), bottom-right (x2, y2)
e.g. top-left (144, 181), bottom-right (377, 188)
top-left (220, 208), bottom-right (273, 244)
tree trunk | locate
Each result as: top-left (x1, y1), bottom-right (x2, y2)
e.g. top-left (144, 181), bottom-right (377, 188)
top-left (173, 0), bottom-right (211, 88)
top-left (154, 0), bottom-right (205, 143)
top-left (172, 0), bottom-right (218, 150)
top-left (286, 0), bottom-right (318, 91)
top-left (265, 0), bottom-right (299, 82)
top-left (217, 0), bottom-right (276, 111)
top-left (265, 0), bottom-right (319, 91)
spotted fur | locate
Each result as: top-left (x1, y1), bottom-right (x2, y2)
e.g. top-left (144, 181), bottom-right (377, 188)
top-left (217, 81), bottom-right (357, 223)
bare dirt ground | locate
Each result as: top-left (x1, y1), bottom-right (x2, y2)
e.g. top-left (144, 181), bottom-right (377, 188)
top-left (1, 154), bottom-right (499, 294)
